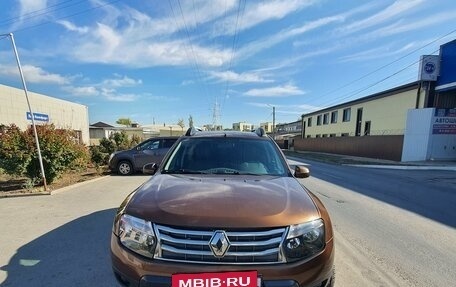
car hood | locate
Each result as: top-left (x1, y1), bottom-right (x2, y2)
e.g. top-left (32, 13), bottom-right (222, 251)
top-left (125, 174), bottom-right (320, 228)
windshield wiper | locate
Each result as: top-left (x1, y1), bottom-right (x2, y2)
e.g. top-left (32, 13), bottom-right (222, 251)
top-left (162, 169), bottom-right (205, 174)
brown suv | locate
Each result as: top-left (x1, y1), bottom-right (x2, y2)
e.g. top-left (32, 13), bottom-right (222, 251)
top-left (111, 128), bottom-right (334, 287)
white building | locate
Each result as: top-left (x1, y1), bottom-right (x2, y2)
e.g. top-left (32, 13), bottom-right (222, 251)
top-left (0, 84), bottom-right (89, 144)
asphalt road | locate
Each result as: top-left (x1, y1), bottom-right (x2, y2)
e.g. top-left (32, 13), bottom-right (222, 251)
top-left (0, 175), bottom-right (150, 287)
top-left (289, 157), bottom-right (456, 286)
top-left (0, 160), bottom-right (455, 287)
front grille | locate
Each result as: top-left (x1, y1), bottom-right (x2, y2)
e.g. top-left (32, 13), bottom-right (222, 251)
top-left (154, 224), bottom-right (287, 264)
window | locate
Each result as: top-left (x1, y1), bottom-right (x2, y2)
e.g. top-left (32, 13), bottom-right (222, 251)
top-left (163, 138), bottom-right (177, 148)
top-left (316, 134), bottom-right (321, 138)
top-left (364, 121), bottom-right (371, 136)
top-left (341, 133), bottom-right (349, 137)
top-left (343, 108), bottom-right (351, 122)
top-left (140, 140), bottom-right (160, 150)
top-left (331, 111), bottom-right (338, 123)
top-left (323, 113), bottom-right (329, 125)
top-left (330, 133), bottom-right (336, 137)
top-left (317, 115), bottom-right (322, 126)
top-left (307, 117), bottom-right (312, 127)
top-left (306, 135), bottom-right (312, 138)
top-left (322, 134), bottom-right (328, 137)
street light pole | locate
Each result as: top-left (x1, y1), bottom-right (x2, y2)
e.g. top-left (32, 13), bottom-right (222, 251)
top-left (8, 33), bottom-right (47, 190)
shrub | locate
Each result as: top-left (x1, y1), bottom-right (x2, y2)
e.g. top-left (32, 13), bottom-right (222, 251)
top-left (0, 124), bottom-right (89, 184)
top-left (90, 145), bottom-right (109, 168)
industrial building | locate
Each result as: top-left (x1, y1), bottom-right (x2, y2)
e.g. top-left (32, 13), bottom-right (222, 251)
top-left (0, 84), bottom-right (89, 144)
top-left (293, 39), bottom-right (456, 162)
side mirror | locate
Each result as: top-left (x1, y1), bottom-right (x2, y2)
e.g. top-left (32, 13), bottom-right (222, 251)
top-left (294, 166), bottom-right (310, 178)
top-left (143, 163), bottom-right (158, 175)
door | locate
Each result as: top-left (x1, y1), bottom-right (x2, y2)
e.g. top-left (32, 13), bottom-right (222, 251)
top-left (364, 121), bottom-right (371, 135)
top-left (134, 139), bottom-right (161, 170)
top-left (355, 108), bottom-right (363, 136)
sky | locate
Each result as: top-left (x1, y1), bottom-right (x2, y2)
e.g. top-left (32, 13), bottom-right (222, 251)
top-left (0, 0), bottom-right (455, 128)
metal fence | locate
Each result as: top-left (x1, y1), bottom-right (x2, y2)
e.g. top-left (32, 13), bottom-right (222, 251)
top-left (279, 135), bottom-right (404, 161)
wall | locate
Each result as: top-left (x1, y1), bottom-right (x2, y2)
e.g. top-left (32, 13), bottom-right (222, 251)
top-left (293, 135), bottom-right (404, 161)
top-left (402, 108), bottom-right (456, 161)
top-left (0, 84), bottom-right (89, 144)
top-left (302, 83), bottom-right (423, 137)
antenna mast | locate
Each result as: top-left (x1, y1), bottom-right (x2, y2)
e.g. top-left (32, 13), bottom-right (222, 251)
top-left (212, 99), bottom-right (221, 130)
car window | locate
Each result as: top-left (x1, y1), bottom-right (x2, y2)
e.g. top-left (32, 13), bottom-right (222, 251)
top-left (139, 140), bottom-right (160, 151)
top-left (162, 138), bottom-right (177, 148)
top-left (163, 137), bottom-right (287, 176)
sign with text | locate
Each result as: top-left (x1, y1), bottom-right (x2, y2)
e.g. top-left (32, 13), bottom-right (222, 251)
top-left (433, 109), bottom-right (456, 134)
top-left (26, 112), bottom-right (49, 122)
top-left (172, 271), bottom-right (259, 287)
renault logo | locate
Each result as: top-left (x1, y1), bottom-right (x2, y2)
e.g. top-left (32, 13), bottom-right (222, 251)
top-left (209, 231), bottom-right (230, 258)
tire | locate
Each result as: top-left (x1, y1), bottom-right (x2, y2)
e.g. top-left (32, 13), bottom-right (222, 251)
top-left (117, 160), bottom-right (133, 175)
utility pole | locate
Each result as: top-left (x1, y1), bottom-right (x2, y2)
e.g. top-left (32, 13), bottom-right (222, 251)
top-left (7, 33), bottom-right (47, 190)
top-left (272, 106), bottom-right (276, 139)
top-left (212, 99), bottom-right (221, 130)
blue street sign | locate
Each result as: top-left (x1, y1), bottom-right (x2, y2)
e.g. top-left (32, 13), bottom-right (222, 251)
top-left (26, 112), bottom-right (49, 122)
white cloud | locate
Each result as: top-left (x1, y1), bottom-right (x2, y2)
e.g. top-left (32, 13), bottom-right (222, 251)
top-left (62, 86), bottom-right (99, 97)
top-left (181, 80), bottom-right (195, 86)
top-left (0, 64), bottom-right (69, 84)
top-left (237, 15), bottom-right (344, 60)
top-left (56, 20), bottom-right (89, 34)
top-left (244, 84), bottom-right (305, 97)
top-left (62, 74), bottom-right (143, 101)
top-left (213, 0), bottom-right (319, 36)
top-left (209, 70), bottom-right (274, 84)
top-left (18, 0), bottom-right (48, 19)
top-left (101, 75), bottom-right (142, 87)
top-left (101, 88), bottom-right (138, 102)
top-left (338, 0), bottom-right (425, 34)
top-left (366, 11), bottom-right (456, 38)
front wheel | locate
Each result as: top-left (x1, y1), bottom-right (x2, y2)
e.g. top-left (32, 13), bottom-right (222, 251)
top-left (117, 161), bottom-right (133, 175)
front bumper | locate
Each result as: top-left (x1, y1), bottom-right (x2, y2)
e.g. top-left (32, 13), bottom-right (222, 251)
top-left (111, 234), bottom-right (334, 287)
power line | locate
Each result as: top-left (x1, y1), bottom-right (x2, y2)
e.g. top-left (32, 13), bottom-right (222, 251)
top-left (5, 0), bottom-right (122, 34)
top-left (312, 27), bottom-right (456, 105)
top-left (0, 0), bottom-right (86, 27)
top-left (221, 0), bottom-right (246, 116)
top-left (321, 49), bottom-right (439, 108)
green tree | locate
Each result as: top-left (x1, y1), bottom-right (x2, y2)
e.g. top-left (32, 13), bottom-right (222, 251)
top-left (116, 118), bottom-right (132, 127)
top-left (110, 131), bottom-right (130, 150)
top-left (188, 115), bottom-right (194, 128)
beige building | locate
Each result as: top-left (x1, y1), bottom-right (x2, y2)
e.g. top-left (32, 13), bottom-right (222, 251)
top-left (90, 123), bottom-right (185, 145)
top-left (301, 82), bottom-right (424, 138)
top-left (233, 122), bottom-right (254, 131)
top-left (0, 84), bottom-right (89, 144)
top-left (260, 122), bottom-right (274, 133)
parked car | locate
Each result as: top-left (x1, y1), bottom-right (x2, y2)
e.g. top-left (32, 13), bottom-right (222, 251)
top-left (111, 128), bottom-right (334, 286)
top-left (108, 136), bottom-right (178, 175)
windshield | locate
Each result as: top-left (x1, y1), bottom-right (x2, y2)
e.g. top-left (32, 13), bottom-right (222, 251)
top-left (163, 137), bottom-right (288, 176)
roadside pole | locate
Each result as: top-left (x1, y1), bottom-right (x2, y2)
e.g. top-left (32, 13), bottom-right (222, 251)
top-left (7, 33), bottom-right (48, 191)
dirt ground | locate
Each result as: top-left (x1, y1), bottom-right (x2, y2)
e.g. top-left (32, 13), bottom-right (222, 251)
top-left (0, 167), bottom-right (109, 197)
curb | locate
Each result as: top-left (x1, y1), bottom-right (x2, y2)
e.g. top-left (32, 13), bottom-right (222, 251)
top-left (346, 164), bottom-right (456, 171)
top-left (50, 175), bottom-right (111, 195)
top-left (0, 175), bottom-right (110, 199)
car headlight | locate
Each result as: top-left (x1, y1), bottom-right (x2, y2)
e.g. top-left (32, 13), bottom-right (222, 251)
top-left (118, 214), bottom-right (157, 258)
top-left (283, 219), bottom-right (325, 262)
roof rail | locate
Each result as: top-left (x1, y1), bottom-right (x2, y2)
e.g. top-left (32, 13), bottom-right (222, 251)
top-left (185, 127), bottom-right (202, 136)
top-left (253, 127), bottom-right (265, 137)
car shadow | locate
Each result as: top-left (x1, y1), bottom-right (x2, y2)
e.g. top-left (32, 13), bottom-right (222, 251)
top-left (0, 209), bottom-right (119, 287)
top-left (293, 158), bottom-right (456, 228)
